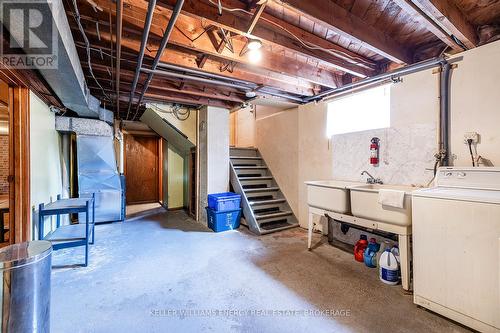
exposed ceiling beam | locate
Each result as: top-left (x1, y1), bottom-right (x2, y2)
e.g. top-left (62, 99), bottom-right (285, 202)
top-left (275, 0), bottom-right (413, 64)
top-left (392, 0), bottom-right (463, 51)
top-left (158, 0), bottom-right (377, 77)
top-left (74, 36), bottom-right (314, 97)
top-left (112, 4), bottom-right (343, 89)
top-left (411, 0), bottom-right (478, 49)
top-left (69, 13), bottom-right (319, 96)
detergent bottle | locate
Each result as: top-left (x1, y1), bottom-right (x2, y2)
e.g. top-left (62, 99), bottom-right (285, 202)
top-left (354, 234), bottom-right (368, 262)
top-left (363, 238), bottom-right (380, 268)
top-left (379, 248), bottom-right (400, 285)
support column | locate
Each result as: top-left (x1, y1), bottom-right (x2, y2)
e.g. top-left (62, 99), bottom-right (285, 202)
top-left (197, 106), bottom-right (229, 224)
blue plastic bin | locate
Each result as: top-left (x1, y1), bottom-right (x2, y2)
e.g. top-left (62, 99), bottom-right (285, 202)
top-left (206, 207), bottom-right (241, 232)
top-left (207, 192), bottom-right (241, 212)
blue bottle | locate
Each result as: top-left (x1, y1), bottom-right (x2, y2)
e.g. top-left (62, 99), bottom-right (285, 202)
top-left (363, 238), bottom-right (380, 268)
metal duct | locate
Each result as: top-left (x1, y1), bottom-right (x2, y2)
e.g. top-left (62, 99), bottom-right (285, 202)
top-left (14, 0), bottom-right (111, 120)
top-left (140, 108), bottom-right (195, 154)
top-left (76, 135), bottom-right (124, 223)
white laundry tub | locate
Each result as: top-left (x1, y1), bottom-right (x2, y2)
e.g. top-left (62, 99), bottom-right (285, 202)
top-left (350, 184), bottom-right (416, 226)
top-left (305, 180), bottom-right (363, 214)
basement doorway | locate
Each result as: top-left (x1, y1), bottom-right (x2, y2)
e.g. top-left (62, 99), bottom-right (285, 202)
top-left (124, 134), bottom-right (162, 205)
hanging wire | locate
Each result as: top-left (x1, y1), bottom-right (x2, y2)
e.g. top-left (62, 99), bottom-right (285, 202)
top-left (70, 0), bottom-right (111, 101)
top-left (150, 103), bottom-right (192, 121)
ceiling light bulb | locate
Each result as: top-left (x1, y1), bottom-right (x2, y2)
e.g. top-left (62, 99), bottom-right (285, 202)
top-left (247, 39), bottom-right (262, 50)
top-left (248, 49), bottom-right (262, 64)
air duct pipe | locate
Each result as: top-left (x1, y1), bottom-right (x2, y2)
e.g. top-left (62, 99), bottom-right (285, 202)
top-left (17, 0), bottom-right (113, 122)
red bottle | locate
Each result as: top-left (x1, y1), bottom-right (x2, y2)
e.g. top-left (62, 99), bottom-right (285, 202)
top-left (354, 234), bottom-right (368, 262)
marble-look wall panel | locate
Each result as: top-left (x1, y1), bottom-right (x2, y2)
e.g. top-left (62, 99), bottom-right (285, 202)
top-left (331, 123), bottom-right (437, 187)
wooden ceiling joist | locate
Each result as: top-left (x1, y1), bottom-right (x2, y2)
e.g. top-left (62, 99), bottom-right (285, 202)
top-left (70, 25), bottom-right (313, 96)
top-left (158, 0), bottom-right (377, 77)
top-left (275, 0), bottom-right (413, 64)
top-left (410, 0), bottom-right (478, 49)
top-left (392, 0), bottom-right (463, 51)
top-left (112, 5), bottom-right (344, 89)
top-left (69, 14), bottom-right (319, 96)
top-left (75, 35), bottom-right (315, 97)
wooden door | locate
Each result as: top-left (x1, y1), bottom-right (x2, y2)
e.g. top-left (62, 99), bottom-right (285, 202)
top-left (125, 135), bottom-right (160, 204)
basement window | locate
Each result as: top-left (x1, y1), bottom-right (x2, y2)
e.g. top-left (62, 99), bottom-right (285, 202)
top-left (326, 84), bottom-right (391, 136)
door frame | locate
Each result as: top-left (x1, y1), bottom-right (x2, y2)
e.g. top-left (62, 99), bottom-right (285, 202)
top-left (123, 133), bottom-right (162, 205)
top-left (0, 73), bottom-right (31, 244)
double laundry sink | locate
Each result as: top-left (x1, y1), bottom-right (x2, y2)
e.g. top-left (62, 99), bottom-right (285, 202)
top-left (305, 180), bottom-right (416, 226)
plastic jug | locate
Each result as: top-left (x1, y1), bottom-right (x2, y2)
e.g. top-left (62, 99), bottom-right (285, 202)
top-left (376, 240), bottom-right (391, 265)
top-left (379, 248), bottom-right (400, 285)
top-left (363, 238), bottom-right (380, 268)
top-left (354, 235), bottom-right (368, 262)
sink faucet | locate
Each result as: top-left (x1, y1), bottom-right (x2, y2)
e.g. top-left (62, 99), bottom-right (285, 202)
top-left (361, 171), bottom-right (383, 184)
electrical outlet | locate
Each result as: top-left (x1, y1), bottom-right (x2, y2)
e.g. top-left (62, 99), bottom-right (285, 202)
top-left (464, 132), bottom-right (479, 144)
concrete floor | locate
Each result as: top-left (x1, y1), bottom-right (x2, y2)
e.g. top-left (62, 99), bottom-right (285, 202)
top-left (51, 207), bottom-right (470, 333)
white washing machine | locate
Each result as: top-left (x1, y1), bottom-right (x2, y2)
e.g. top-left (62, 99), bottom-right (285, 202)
top-left (412, 167), bottom-right (500, 333)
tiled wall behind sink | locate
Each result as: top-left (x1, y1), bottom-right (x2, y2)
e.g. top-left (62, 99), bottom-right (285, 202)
top-left (331, 123), bottom-right (437, 187)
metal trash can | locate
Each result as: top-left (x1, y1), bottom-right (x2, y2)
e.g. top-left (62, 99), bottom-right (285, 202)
top-left (0, 241), bottom-right (52, 333)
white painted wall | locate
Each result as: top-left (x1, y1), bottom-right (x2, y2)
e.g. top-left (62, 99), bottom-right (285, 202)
top-left (253, 40), bottom-right (500, 228)
top-left (198, 106), bottom-right (229, 223)
top-left (450, 41), bottom-right (500, 166)
top-left (30, 91), bottom-right (63, 238)
top-left (207, 107), bottom-right (230, 194)
top-left (167, 146), bottom-right (185, 209)
top-left (256, 108), bottom-right (299, 216)
top-left (234, 106), bottom-right (256, 147)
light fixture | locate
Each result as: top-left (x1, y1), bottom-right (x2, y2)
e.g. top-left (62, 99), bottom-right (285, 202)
top-left (245, 91), bottom-right (257, 98)
top-left (247, 38), bottom-right (262, 50)
top-left (248, 49), bottom-right (262, 63)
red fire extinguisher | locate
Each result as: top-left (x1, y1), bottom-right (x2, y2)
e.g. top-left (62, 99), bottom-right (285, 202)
top-left (370, 137), bottom-right (380, 166)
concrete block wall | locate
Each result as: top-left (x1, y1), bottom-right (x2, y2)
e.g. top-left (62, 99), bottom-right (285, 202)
top-left (0, 135), bottom-right (8, 195)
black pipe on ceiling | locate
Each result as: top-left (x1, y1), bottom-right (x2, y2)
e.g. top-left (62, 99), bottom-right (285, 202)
top-left (125, 0), bottom-right (157, 120)
top-left (131, 0), bottom-right (185, 120)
